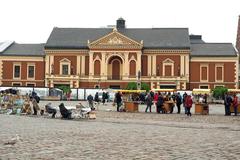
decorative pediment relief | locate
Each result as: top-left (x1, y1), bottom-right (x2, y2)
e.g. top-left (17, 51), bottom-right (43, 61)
top-left (60, 58), bottom-right (71, 63)
top-left (163, 58), bottom-right (174, 64)
top-left (88, 29), bottom-right (143, 49)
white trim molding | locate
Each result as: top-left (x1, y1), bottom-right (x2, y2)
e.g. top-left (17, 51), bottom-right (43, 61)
top-left (215, 64), bottom-right (224, 82)
top-left (13, 63), bottom-right (21, 80)
top-left (163, 58), bottom-right (174, 76)
top-left (60, 58), bottom-right (71, 75)
top-left (200, 64), bottom-right (209, 82)
top-left (27, 63), bottom-right (35, 80)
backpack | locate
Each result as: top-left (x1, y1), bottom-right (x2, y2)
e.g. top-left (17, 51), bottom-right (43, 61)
top-left (35, 96), bottom-right (40, 103)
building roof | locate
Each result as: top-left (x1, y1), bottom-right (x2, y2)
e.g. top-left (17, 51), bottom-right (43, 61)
top-left (45, 27), bottom-right (191, 49)
top-left (191, 43), bottom-right (237, 57)
top-left (0, 43), bottom-right (45, 56)
top-left (0, 41), bottom-right (14, 52)
top-left (189, 35), bottom-right (205, 44)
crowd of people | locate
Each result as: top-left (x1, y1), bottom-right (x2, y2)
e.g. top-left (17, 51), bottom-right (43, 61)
top-left (144, 91), bottom-right (193, 116)
top-left (224, 93), bottom-right (239, 116)
top-left (1, 88), bottom-right (239, 118)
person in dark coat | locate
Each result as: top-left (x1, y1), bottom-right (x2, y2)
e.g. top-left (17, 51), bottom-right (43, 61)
top-left (102, 91), bottom-right (106, 105)
top-left (224, 93), bottom-right (232, 116)
top-left (94, 92), bottom-right (100, 103)
top-left (183, 92), bottom-right (187, 114)
top-left (115, 91), bottom-right (122, 112)
top-left (145, 93), bottom-right (153, 112)
top-left (59, 103), bottom-right (72, 119)
top-left (176, 92), bottom-right (182, 114)
top-left (156, 93), bottom-right (164, 113)
top-left (87, 94), bottom-right (94, 110)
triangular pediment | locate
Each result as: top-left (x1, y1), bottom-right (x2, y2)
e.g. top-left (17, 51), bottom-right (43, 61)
top-left (163, 58), bottom-right (174, 64)
top-left (88, 29), bottom-right (143, 49)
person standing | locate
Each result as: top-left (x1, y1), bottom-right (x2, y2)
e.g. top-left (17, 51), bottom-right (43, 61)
top-left (145, 93), bottom-right (153, 112)
top-left (224, 93), bottom-right (232, 116)
top-left (176, 92), bottom-right (182, 114)
top-left (186, 95), bottom-right (193, 116)
top-left (183, 92), bottom-right (187, 114)
top-left (156, 93), bottom-right (164, 113)
top-left (94, 92), bottom-right (100, 103)
top-left (31, 97), bottom-right (39, 115)
top-left (232, 94), bottom-right (238, 116)
top-left (102, 91), bottom-right (106, 105)
top-left (87, 94), bottom-right (94, 110)
top-left (115, 91), bottom-right (122, 112)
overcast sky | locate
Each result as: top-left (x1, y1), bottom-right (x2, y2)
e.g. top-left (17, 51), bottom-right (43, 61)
top-left (0, 0), bottom-right (239, 46)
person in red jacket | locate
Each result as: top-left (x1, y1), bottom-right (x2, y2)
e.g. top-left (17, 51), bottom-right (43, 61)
top-left (232, 94), bottom-right (238, 116)
top-left (186, 95), bottom-right (193, 116)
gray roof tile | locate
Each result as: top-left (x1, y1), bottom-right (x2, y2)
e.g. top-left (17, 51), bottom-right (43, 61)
top-left (45, 27), bottom-right (191, 49)
top-left (191, 43), bottom-right (237, 57)
top-left (0, 43), bottom-right (45, 56)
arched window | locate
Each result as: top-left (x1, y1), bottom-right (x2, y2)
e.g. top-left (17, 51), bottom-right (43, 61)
top-left (94, 60), bottom-right (101, 76)
top-left (129, 60), bottom-right (136, 76)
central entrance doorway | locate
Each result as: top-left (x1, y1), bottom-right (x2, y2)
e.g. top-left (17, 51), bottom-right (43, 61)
top-left (112, 59), bottom-right (120, 80)
top-left (108, 56), bottom-right (123, 80)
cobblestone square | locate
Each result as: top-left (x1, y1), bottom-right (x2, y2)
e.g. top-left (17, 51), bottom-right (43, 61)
top-left (0, 101), bottom-right (240, 159)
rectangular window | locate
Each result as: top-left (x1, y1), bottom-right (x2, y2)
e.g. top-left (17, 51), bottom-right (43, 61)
top-left (201, 66), bottom-right (208, 81)
top-left (165, 65), bottom-right (172, 76)
top-left (14, 65), bottom-right (20, 78)
top-left (62, 64), bottom-right (69, 75)
top-left (28, 65), bottom-right (35, 78)
top-left (216, 66), bottom-right (223, 81)
top-left (200, 85), bottom-right (209, 89)
top-left (26, 83), bottom-right (35, 87)
top-left (12, 83), bottom-right (21, 87)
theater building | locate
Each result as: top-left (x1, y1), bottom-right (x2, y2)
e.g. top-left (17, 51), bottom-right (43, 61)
top-left (0, 18), bottom-right (239, 90)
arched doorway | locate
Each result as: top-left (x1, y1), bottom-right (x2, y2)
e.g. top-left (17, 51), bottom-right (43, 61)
top-left (107, 56), bottom-right (123, 80)
top-left (112, 59), bottom-right (120, 80)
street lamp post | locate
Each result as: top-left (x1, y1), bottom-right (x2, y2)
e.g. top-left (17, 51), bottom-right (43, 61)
top-left (137, 70), bottom-right (141, 90)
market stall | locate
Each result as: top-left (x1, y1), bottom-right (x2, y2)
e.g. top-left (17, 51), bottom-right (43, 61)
top-left (152, 89), bottom-right (176, 113)
top-left (114, 90), bottom-right (146, 112)
top-left (227, 89), bottom-right (240, 114)
top-left (192, 89), bottom-right (211, 115)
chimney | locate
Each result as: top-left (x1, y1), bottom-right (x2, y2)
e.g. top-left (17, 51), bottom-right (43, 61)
top-left (236, 15), bottom-right (240, 52)
top-left (116, 18), bottom-right (125, 29)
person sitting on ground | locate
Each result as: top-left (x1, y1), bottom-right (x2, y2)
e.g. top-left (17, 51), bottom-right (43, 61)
top-left (59, 103), bottom-right (72, 119)
top-left (45, 103), bottom-right (57, 118)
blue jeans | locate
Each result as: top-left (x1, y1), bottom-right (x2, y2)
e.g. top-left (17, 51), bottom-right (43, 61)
top-left (225, 105), bottom-right (230, 115)
top-left (234, 106), bottom-right (238, 116)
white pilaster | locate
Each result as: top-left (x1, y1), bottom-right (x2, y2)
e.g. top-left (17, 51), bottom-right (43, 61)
top-left (124, 52), bottom-right (129, 77)
top-left (89, 52), bottom-right (93, 77)
top-left (185, 55), bottom-right (189, 81)
top-left (76, 55), bottom-right (81, 75)
top-left (180, 55), bottom-right (185, 76)
top-left (101, 52), bottom-right (106, 78)
top-left (147, 55), bottom-right (152, 76)
top-left (81, 56), bottom-right (85, 75)
top-left (49, 55), bottom-right (54, 74)
top-left (152, 55), bottom-right (156, 76)
top-left (136, 51), bottom-right (141, 75)
top-left (45, 55), bottom-right (50, 75)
